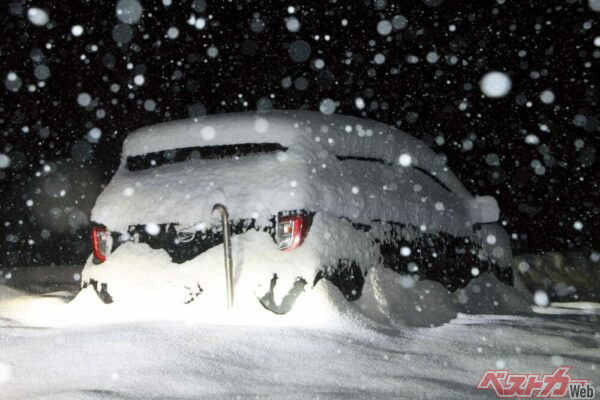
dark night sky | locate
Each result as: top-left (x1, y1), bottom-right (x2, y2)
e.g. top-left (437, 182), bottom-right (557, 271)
top-left (0, 0), bottom-right (598, 266)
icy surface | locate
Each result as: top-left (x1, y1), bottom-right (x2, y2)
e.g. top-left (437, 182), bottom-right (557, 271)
top-left (0, 279), bottom-right (598, 399)
top-left (93, 111), bottom-right (500, 236)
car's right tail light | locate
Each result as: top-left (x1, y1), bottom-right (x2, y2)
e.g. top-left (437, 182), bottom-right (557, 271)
top-left (91, 225), bottom-right (111, 263)
top-left (276, 212), bottom-right (311, 251)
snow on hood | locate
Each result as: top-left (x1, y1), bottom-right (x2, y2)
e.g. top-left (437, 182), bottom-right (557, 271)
top-left (93, 111), bottom-right (498, 233)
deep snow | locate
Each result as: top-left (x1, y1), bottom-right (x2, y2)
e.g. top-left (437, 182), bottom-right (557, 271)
top-left (1, 312), bottom-right (598, 400)
top-left (0, 270), bottom-right (598, 399)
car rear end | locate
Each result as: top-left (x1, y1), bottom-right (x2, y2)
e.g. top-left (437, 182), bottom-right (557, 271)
top-left (83, 132), bottom-right (324, 308)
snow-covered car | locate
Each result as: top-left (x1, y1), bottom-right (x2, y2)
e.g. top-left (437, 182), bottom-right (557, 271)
top-left (82, 110), bottom-right (513, 314)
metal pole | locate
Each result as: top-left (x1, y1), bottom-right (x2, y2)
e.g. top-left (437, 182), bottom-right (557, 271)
top-left (213, 204), bottom-right (234, 309)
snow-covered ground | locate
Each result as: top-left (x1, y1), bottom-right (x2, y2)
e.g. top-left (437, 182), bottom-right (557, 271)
top-left (0, 269), bottom-right (598, 399)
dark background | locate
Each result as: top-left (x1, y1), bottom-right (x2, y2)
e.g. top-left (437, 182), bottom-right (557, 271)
top-left (0, 0), bottom-right (598, 267)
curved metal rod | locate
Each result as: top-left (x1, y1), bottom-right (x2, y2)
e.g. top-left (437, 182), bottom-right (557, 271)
top-left (213, 203), bottom-right (234, 309)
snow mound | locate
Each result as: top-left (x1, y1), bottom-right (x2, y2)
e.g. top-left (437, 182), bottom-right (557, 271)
top-left (77, 229), bottom-right (458, 329)
top-left (62, 268), bottom-right (462, 330)
top-left (455, 272), bottom-right (531, 314)
top-left (73, 231), bottom-right (363, 329)
top-left (81, 230), bottom-right (324, 308)
top-left (78, 236), bottom-right (462, 329)
top-left (3, 242), bottom-right (527, 329)
top-left (0, 285), bottom-right (26, 301)
top-left (0, 270), bottom-right (531, 330)
top-left (356, 267), bottom-right (459, 327)
top-left (280, 267), bottom-right (461, 330)
top-left (73, 236), bottom-right (527, 329)
top-left (70, 285), bottom-right (108, 307)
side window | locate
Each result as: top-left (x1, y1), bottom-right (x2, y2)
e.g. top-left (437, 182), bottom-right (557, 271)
top-left (335, 154), bottom-right (452, 194)
top-left (336, 155), bottom-right (386, 165)
top-left (412, 166), bottom-right (453, 193)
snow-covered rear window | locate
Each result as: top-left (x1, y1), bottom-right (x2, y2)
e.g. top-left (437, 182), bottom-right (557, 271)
top-left (126, 143), bottom-right (287, 171)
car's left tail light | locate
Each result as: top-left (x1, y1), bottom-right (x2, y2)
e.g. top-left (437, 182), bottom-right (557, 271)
top-left (276, 212), bottom-right (312, 251)
top-left (91, 226), bottom-right (112, 263)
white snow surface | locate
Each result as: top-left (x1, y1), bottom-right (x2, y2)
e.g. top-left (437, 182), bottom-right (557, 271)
top-left (81, 230), bottom-right (331, 313)
top-left (80, 216), bottom-right (516, 316)
top-left (92, 111), bottom-right (500, 236)
top-left (82, 217), bottom-right (392, 310)
top-left (0, 285), bottom-right (25, 300)
top-left (0, 274), bottom-right (598, 399)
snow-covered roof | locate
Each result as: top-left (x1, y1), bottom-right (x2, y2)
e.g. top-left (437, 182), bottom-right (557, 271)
top-left (123, 110), bottom-right (472, 200)
top-left (92, 111), bottom-right (499, 231)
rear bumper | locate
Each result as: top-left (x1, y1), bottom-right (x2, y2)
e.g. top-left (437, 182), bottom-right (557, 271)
top-left (81, 230), bottom-right (322, 306)
top-left (103, 218), bottom-right (276, 264)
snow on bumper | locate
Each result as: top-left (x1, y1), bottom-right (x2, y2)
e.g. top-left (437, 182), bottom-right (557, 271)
top-left (81, 230), bottom-right (322, 309)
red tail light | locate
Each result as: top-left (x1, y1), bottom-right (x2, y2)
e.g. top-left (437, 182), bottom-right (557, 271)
top-left (91, 226), bottom-right (111, 263)
top-left (276, 213), bottom-right (311, 251)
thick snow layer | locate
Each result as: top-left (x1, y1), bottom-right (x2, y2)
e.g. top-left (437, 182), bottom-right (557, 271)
top-left (80, 221), bottom-right (518, 321)
top-left (81, 230), bottom-right (325, 314)
top-left (93, 111), bottom-right (500, 237)
top-left (357, 267), bottom-right (461, 327)
top-left (11, 239), bottom-right (525, 332)
top-left (81, 223), bottom-right (381, 313)
top-left (0, 280), bottom-right (598, 399)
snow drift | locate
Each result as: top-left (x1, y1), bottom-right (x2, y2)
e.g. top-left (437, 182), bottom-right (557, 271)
top-left (1, 297), bottom-right (597, 400)
top-left (0, 285), bottom-right (25, 301)
top-left (2, 251), bottom-right (529, 331)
